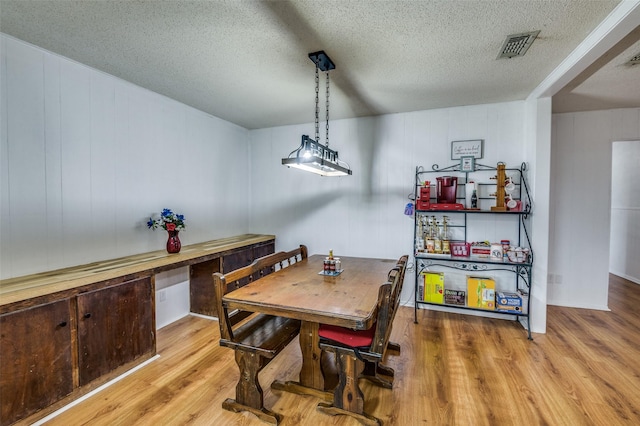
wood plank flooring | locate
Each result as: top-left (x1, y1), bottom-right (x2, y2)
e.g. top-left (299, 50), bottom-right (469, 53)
top-left (40, 274), bottom-right (640, 425)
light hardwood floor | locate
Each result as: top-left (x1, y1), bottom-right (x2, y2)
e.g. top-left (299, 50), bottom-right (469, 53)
top-left (41, 274), bottom-right (640, 425)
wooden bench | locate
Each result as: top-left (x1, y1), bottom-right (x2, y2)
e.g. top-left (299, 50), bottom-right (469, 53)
top-left (213, 245), bottom-right (307, 425)
top-left (317, 256), bottom-right (408, 425)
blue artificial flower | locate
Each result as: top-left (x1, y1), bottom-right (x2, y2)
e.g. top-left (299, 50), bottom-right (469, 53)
top-left (147, 209), bottom-right (186, 231)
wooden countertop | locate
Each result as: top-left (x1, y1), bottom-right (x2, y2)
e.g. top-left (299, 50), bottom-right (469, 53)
top-left (0, 234), bottom-right (275, 307)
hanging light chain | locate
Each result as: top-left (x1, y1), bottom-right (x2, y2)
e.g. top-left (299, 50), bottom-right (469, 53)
top-left (314, 65), bottom-right (320, 143)
top-left (325, 70), bottom-right (330, 149)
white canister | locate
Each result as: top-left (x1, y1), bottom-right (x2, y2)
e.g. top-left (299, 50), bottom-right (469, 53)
top-left (490, 243), bottom-right (503, 260)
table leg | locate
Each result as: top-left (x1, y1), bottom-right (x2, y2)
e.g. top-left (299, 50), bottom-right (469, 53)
top-left (299, 321), bottom-right (323, 389)
top-left (271, 321), bottom-right (333, 401)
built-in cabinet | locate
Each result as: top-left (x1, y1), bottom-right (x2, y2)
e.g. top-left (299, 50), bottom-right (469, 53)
top-left (413, 163), bottom-right (533, 339)
top-left (77, 277), bottom-right (155, 386)
top-left (189, 239), bottom-right (275, 317)
top-left (0, 234), bottom-right (275, 425)
top-left (0, 300), bottom-right (74, 425)
top-left (0, 275), bottom-right (155, 426)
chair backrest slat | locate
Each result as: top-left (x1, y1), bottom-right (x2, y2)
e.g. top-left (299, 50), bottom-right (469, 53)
top-left (367, 255), bottom-right (408, 356)
top-left (390, 255), bottom-right (408, 322)
top-left (213, 245), bottom-right (308, 342)
top-left (369, 269), bottom-right (399, 355)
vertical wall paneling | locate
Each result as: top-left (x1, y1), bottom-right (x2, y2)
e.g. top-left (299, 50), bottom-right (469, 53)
top-left (43, 51), bottom-right (64, 270)
top-left (0, 37), bottom-right (10, 276)
top-left (1, 35), bottom-right (250, 280)
top-left (60, 59), bottom-right (93, 264)
top-left (4, 37), bottom-right (48, 276)
top-left (123, 87), bottom-right (158, 248)
top-left (90, 71), bottom-right (118, 261)
top-left (0, 38), bottom-right (12, 273)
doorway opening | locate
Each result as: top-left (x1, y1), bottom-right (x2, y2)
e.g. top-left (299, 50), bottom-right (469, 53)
top-left (609, 140), bottom-right (640, 285)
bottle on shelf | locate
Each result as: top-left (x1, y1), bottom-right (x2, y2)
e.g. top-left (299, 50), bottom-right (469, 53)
top-left (471, 189), bottom-right (478, 208)
top-left (442, 216), bottom-right (450, 254)
top-left (433, 216), bottom-right (442, 254)
top-left (465, 181), bottom-right (476, 208)
top-left (425, 216), bottom-right (435, 253)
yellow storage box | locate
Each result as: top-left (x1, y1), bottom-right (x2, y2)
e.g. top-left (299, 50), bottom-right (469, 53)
top-left (423, 271), bottom-right (444, 304)
top-left (467, 276), bottom-right (495, 310)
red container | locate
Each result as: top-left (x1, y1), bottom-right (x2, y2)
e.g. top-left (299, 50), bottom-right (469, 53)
top-left (417, 186), bottom-right (431, 210)
top-left (450, 241), bottom-right (470, 257)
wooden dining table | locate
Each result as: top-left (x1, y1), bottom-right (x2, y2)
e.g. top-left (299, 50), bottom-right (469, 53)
top-left (222, 254), bottom-right (396, 398)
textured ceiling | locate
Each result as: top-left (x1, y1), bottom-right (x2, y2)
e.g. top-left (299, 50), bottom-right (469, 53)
top-left (1, 0), bottom-right (636, 130)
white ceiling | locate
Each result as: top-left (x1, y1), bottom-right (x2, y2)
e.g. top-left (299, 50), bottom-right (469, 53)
top-left (1, 0), bottom-right (638, 130)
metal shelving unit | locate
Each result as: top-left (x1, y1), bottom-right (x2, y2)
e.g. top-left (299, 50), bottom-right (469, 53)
top-left (413, 162), bottom-right (534, 339)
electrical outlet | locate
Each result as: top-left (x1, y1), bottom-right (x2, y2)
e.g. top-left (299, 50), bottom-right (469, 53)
top-left (158, 289), bottom-right (167, 302)
top-left (547, 273), bottom-right (554, 284)
top-left (556, 274), bottom-right (563, 285)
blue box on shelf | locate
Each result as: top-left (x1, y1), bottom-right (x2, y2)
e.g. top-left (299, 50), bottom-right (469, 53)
top-left (496, 292), bottom-right (523, 313)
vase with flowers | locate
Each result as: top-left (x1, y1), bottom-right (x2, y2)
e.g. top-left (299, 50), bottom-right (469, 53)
top-left (147, 208), bottom-right (186, 253)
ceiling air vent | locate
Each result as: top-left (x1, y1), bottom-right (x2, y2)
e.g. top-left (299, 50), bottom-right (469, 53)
top-left (497, 31), bottom-right (540, 59)
top-left (628, 52), bottom-right (640, 65)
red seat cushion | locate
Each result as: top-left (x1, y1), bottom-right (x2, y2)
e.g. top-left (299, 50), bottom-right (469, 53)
top-left (318, 323), bottom-right (376, 348)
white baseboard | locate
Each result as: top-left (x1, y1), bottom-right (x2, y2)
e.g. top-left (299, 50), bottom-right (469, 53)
top-left (32, 355), bottom-right (161, 425)
top-left (609, 271), bottom-right (640, 285)
top-left (547, 300), bottom-right (611, 311)
top-left (189, 312), bottom-right (218, 320)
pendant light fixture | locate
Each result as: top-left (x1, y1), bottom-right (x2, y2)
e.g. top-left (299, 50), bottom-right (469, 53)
top-left (282, 51), bottom-right (352, 177)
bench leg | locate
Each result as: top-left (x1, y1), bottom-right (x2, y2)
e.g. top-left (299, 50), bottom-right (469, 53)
top-left (271, 321), bottom-right (333, 402)
top-left (317, 350), bottom-right (381, 426)
top-left (223, 351), bottom-right (281, 425)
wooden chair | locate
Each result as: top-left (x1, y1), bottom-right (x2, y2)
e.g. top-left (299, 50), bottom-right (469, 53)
top-left (360, 254), bottom-right (408, 388)
top-left (317, 256), bottom-right (407, 425)
top-left (213, 245), bottom-right (307, 425)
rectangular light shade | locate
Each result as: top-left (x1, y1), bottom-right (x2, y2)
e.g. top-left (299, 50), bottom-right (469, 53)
top-left (281, 157), bottom-right (352, 177)
top-left (282, 135), bottom-right (352, 177)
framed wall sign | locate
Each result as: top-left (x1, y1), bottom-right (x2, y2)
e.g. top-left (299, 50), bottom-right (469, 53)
top-left (451, 139), bottom-right (484, 160)
top-left (460, 156), bottom-right (475, 172)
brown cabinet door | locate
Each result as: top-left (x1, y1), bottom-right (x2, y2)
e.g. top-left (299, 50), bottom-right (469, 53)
top-left (189, 240), bottom-right (275, 317)
top-left (0, 299), bottom-right (73, 425)
top-left (76, 277), bottom-right (155, 386)
top-left (253, 241), bottom-right (276, 277)
top-left (222, 247), bottom-right (253, 272)
top-left (253, 241), bottom-right (275, 260)
top-left (222, 248), bottom-right (254, 289)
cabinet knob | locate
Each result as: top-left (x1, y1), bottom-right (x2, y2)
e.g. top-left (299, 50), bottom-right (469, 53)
top-left (84, 313), bottom-right (92, 319)
top-left (58, 321), bottom-right (67, 327)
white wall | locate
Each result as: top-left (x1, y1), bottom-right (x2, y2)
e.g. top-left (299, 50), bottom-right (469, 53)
top-left (249, 101), bottom-right (547, 332)
top-left (1, 35), bottom-right (251, 280)
top-left (155, 267), bottom-right (191, 329)
top-left (610, 140), bottom-right (640, 284)
top-left (524, 96), bottom-right (552, 334)
top-left (550, 108), bottom-right (640, 308)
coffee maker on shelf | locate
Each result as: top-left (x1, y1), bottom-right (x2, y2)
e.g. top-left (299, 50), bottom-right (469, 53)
top-left (431, 176), bottom-right (464, 210)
